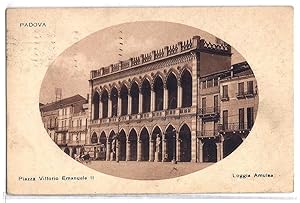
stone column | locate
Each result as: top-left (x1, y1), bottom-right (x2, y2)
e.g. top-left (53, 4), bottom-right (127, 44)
top-left (85, 131), bottom-right (89, 145)
top-left (162, 138), bottom-right (167, 162)
top-left (176, 138), bottom-right (181, 162)
top-left (220, 136), bottom-right (224, 160)
top-left (69, 147), bottom-right (73, 157)
top-left (137, 140), bottom-right (142, 161)
top-left (163, 85), bottom-right (168, 110)
top-left (110, 149), bottom-right (115, 161)
top-left (216, 142), bottom-right (223, 161)
top-left (126, 141), bottom-right (131, 161)
top-left (216, 143), bottom-right (220, 161)
top-left (139, 92), bottom-right (143, 113)
top-left (191, 131), bottom-right (197, 162)
top-left (149, 140), bottom-right (154, 162)
top-left (116, 141), bottom-right (120, 162)
top-left (198, 139), bottom-right (203, 163)
top-left (128, 94), bottom-right (132, 115)
top-left (177, 83), bottom-right (182, 108)
top-left (118, 95), bottom-right (121, 116)
top-left (150, 88), bottom-right (155, 112)
top-left (108, 96), bottom-right (112, 118)
top-left (99, 98), bottom-right (102, 119)
top-left (95, 147), bottom-right (99, 160)
top-left (91, 104), bottom-right (94, 120)
top-left (220, 141), bottom-right (224, 160)
top-left (106, 140), bottom-right (111, 161)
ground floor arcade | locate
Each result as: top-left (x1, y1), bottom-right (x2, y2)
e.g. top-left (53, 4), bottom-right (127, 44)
top-left (82, 120), bottom-right (247, 163)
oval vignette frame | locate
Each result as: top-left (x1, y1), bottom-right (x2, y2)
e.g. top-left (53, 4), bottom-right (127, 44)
top-left (39, 21), bottom-right (259, 180)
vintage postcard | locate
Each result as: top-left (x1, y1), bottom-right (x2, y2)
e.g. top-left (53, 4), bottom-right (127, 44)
top-left (6, 7), bottom-right (293, 195)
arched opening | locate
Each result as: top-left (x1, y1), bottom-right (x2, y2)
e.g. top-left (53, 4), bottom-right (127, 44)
top-left (203, 140), bottom-right (217, 162)
top-left (165, 125), bottom-right (176, 162)
top-left (118, 130), bottom-right (126, 161)
top-left (223, 135), bottom-right (243, 158)
top-left (151, 126), bottom-right (163, 162)
top-left (64, 148), bottom-right (70, 155)
top-left (167, 72), bottom-right (178, 109)
top-left (92, 91), bottom-right (100, 120)
top-left (120, 84), bottom-right (128, 116)
top-left (130, 82), bottom-right (139, 114)
top-left (153, 76), bottom-right (164, 111)
top-left (141, 79), bottom-right (151, 113)
top-left (109, 131), bottom-right (116, 160)
top-left (101, 89), bottom-right (108, 118)
top-left (179, 124), bottom-right (191, 162)
top-left (140, 128), bottom-right (149, 161)
top-left (181, 69), bottom-right (192, 108)
top-left (99, 132), bottom-right (107, 161)
top-left (128, 129), bottom-right (137, 161)
top-left (111, 87), bottom-right (118, 117)
top-left (91, 132), bottom-right (98, 144)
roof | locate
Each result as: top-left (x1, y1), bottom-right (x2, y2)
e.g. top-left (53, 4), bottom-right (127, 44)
top-left (200, 61), bottom-right (254, 81)
top-left (232, 61), bottom-right (254, 77)
top-left (40, 94), bottom-right (87, 112)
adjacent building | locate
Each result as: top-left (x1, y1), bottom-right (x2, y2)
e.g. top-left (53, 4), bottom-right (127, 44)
top-left (219, 62), bottom-right (258, 158)
top-left (40, 94), bottom-right (88, 158)
top-left (40, 102), bottom-right (59, 142)
top-left (198, 61), bottom-right (258, 162)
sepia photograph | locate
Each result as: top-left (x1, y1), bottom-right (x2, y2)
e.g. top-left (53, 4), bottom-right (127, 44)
top-left (6, 7), bottom-right (293, 194)
top-left (39, 22), bottom-right (259, 180)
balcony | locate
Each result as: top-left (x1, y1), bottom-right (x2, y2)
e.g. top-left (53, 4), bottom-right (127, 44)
top-left (91, 119), bottom-right (100, 125)
top-left (101, 118), bottom-right (110, 124)
top-left (55, 126), bottom-right (68, 132)
top-left (130, 114), bottom-right (140, 120)
top-left (67, 140), bottom-right (86, 146)
top-left (72, 111), bottom-right (86, 117)
top-left (179, 107), bottom-right (192, 115)
top-left (55, 140), bottom-right (67, 145)
top-left (197, 130), bottom-right (219, 138)
top-left (68, 126), bottom-right (87, 133)
top-left (47, 125), bottom-right (57, 130)
top-left (198, 106), bottom-right (220, 120)
top-left (89, 107), bottom-right (194, 127)
top-left (110, 117), bottom-right (119, 123)
top-left (245, 90), bottom-right (255, 98)
top-left (141, 112), bottom-right (152, 119)
top-left (165, 109), bottom-right (180, 116)
top-left (236, 92), bottom-right (245, 99)
top-left (152, 110), bottom-right (165, 118)
top-left (218, 122), bottom-right (253, 133)
top-left (220, 95), bottom-right (229, 101)
top-left (119, 115), bottom-right (130, 122)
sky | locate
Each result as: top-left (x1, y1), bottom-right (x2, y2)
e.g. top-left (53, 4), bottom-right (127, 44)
top-left (39, 21), bottom-right (245, 104)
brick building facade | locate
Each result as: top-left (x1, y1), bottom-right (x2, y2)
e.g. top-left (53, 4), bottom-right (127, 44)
top-left (86, 36), bottom-right (256, 163)
top-left (198, 61), bottom-right (258, 162)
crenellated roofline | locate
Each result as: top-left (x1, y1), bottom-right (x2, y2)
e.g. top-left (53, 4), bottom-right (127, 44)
top-left (90, 36), bottom-right (231, 80)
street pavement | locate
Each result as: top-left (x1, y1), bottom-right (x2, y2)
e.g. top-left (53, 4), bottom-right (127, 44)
top-left (84, 161), bottom-right (213, 180)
